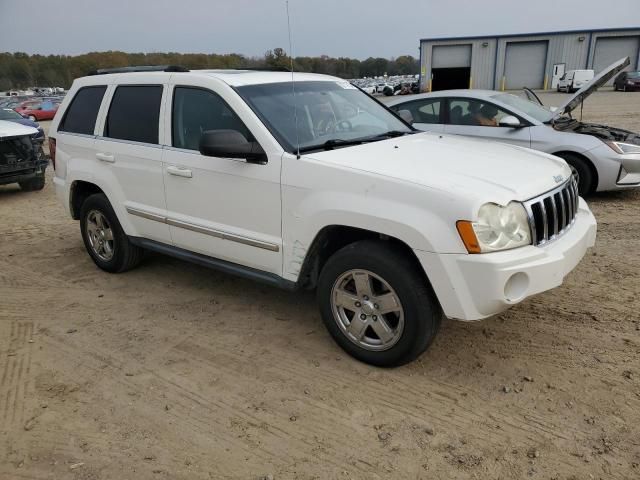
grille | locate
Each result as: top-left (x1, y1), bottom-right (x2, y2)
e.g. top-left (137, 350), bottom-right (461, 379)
top-left (524, 179), bottom-right (579, 246)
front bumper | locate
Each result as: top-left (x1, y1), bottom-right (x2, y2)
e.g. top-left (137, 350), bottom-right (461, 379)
top-left (0, 159), bottom-right (48, 186)
top-left (587, 143), bottom-right (640, 191)
top-left (416, 198), bottom-right (597, 321)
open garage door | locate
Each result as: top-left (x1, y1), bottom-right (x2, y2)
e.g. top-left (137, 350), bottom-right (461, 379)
top-left (504, 41), bottom-right (548, 90)
top-left (431, 44), bottom-right (471, 91)
top-left (593, 36), bottom-right (640, 85)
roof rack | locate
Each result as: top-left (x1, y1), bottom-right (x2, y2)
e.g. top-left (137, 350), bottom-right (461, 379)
top-left (234, 66), bottom-right (291, 72)
top-left (87, 65), bottom-right (189, 76)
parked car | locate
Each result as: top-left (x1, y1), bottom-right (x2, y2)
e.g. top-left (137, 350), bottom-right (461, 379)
top-left (14, 99), bottom-right (58, 121)
top-left (50, 66), bottom-right (596, 366)
top-left (387, 58), bottom-right (638, 195)
top-left (0, 107), bottom-right (45, 141)
top-left (613, 70), bottom-right (640, 91)
top-left (0, 120), bottom-right (48, 191)
top-left (557, 70), bottom-right (594, 93)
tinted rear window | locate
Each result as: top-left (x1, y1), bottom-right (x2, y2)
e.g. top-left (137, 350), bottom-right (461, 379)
top-left (59, 86), bottom-right (107, 135)
top-left (105, 85), bottom-right (163, 144)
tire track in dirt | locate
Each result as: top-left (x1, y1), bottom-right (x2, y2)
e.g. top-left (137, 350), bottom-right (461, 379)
top-left (0, 320), bottom-right (34, 428)
top-left (36, 332), bottom-right (375, 478)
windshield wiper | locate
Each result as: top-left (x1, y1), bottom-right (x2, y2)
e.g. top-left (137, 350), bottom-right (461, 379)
top-left (365, 130), bottom-right (413, 140)
top-left (298, 138), bottom-right (367, 153)
top-left (297, 130), bottom-right (413, 154)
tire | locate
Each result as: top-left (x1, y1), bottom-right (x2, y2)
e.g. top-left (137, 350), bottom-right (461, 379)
top-left (79, 193), bottom-right (143, 273)
top-left (19, 172), bottom-right (45, 191)
top-left (555, 152), bottom-right (595, 195)
top-left (317, 240), bottom-right (442, 367)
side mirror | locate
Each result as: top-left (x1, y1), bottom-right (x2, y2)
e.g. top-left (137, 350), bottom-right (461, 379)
top-left (397, 109), bottom-right (414, 125)
top-left (499, 115), bottom-right (522, 128)
top-left (199, 130), bottom-right (267, 164)
top-left (21, 113), bottom-right (29, 119)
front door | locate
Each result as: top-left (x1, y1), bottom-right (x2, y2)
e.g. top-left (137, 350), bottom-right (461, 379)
top-left (443, 98), bottom-right (531, 148)
top-left (162, 84), bottom-right (282, 275)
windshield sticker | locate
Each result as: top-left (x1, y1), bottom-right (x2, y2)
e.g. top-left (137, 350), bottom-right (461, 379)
top-left (336, 81), bottom-right (357, 90)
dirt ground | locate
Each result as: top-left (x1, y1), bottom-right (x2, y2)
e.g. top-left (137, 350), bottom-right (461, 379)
top-left (1, 91), bottom-right (639, 480)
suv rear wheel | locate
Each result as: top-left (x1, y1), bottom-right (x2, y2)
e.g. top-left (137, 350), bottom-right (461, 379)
top-left (80, 193), bottom-right (143, 273)
top-left (317, 240), bottom-right (442, 367)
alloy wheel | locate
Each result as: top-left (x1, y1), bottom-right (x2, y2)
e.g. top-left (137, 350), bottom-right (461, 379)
top-left (86, 210), bottom-right (115, 261)
top-left (330, 269), bottom-right (404, 351)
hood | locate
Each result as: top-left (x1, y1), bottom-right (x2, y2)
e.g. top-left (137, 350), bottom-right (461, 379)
top-left (306, 132), bottom-right (571, 203)
top-left (10, 118), bottom-right (40, 129)
top-left (0, 120), bottom-right (38, 140)
top-left (554, 57), bottom-right (630, 117)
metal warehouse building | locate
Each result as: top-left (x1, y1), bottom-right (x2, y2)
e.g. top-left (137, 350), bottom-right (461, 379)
top-left (419, 28), bottom-right (640, 91)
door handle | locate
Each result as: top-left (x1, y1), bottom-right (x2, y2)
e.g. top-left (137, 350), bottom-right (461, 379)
top-left (96, 152), bottom-right (115, 163)
top-left (167, 165), bottom-right (193, 178)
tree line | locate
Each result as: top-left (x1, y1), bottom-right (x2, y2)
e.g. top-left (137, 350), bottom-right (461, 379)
top-left (0, 50), bottom-right (419, 90)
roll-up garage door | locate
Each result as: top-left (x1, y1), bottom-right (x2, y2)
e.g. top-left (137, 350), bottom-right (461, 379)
top-left (432, 44), bottom-right (472, 69)
top-left (504, 41), bottom-right (548, 89)
top-left (593, 36), bottom-right (640, 84)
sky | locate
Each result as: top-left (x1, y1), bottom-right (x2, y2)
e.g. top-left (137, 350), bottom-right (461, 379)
top-left (1, 0), bottom-right (639, 59)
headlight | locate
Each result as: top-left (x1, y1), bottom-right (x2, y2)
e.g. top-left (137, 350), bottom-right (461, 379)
top-left (457, 202), bottom-right (531, 253)
top-left (604, 140), bottom-right (640, 155)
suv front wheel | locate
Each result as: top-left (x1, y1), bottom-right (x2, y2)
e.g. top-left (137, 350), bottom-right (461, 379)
top-left (317, 240), bottom-right (442, 367)
top-left (80, 193), bottom-right (143, 273)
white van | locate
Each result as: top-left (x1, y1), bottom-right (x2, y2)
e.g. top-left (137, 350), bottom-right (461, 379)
top-left (557, 70), bottom-right (594, 93)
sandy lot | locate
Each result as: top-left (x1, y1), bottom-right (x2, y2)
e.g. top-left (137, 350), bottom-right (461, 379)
top-left (1, 91), bottom-right (639, 480)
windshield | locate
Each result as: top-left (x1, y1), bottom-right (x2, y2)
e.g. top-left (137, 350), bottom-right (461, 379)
top-left (628, 72), bottom-right (640, 78)
top-left (236, 81), bottom-right (412, 153)
top-left (0, 108), bottom-right (23, 120)
top-left (492, 93), bottom-right (555, 123)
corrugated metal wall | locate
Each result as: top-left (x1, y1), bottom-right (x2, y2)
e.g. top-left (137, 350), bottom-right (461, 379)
top-left (420, 29), bottom-right (640, 92)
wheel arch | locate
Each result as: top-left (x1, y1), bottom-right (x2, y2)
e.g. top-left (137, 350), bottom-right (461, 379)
top-left (552, 150), bottom-right (599, 191)
top-left (69, 180), bottom-right (105, 220)
top-left (296, 225), bottom-right (435, 295)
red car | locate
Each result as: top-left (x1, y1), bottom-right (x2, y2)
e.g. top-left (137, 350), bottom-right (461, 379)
top-left (14, 99), bottom-right (59, 121)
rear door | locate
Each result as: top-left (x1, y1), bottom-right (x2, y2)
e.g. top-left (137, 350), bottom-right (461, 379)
top-left (389, 97), bottom-right (445, 133)
top-left (443, 97), bottom-right (531, 148)
top-left (94, 82), bottom-right (172, 244)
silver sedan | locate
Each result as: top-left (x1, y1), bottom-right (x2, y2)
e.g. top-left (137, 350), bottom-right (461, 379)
top-left (387, 58), bottom-right (640, 195)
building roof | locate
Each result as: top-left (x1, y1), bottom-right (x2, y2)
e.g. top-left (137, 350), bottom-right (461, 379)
top-left (420, 26), bottom-right (640, 43)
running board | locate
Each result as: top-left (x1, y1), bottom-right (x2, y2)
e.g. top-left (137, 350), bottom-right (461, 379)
top-left (129, 237), bottom-right (297, 291)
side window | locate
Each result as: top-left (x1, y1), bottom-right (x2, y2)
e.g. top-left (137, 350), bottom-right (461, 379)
top-left (416, 99), bottom-right (441, 123)
top-left (447, 99), bottom-right (512, 127)
top-left (59, 86), bottom-right (106, 135)
top-left (105, 85), bottom-right (163, 144)
top-left (172, 87), bottom-right (253, 151)
top-left (391, 99), bottom-right (441, 124)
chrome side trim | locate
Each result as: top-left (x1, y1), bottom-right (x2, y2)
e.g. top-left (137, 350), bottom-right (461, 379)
top-left (125, 207), bottom-right (279, 252)
top-left (125, 206), bottom-right (167, 223)
top-left (166, 218), bottom-right (280, 252)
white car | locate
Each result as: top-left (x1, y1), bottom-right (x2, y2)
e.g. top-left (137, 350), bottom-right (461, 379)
top-left (50, 66), bottom-right (596, 366)
top-left (557, 69), bottom-right (594, 93)
top-left (387, 58), bottom-right (639, 195)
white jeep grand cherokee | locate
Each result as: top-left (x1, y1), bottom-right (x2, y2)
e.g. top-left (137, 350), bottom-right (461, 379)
top-left (50, 66), bottom-right (597, 366)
